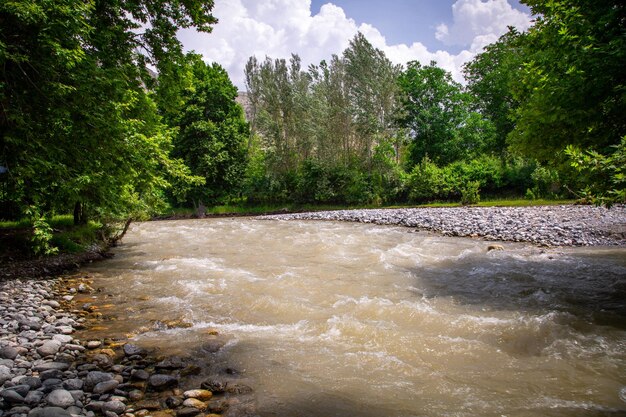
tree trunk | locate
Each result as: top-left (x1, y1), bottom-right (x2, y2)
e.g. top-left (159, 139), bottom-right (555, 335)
top-left (73, 201), bottom-right (87, 225)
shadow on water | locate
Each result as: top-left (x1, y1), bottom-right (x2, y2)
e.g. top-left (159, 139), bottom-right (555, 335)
top-left (410, 248), bottom-right (626, 329)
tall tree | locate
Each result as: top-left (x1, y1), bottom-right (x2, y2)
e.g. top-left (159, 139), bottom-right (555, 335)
top-left (173, 57), bottom-right (248, 208)
top-left (398, 61), bottom-right (495, 167)
top-left (509, 0), bottom-right (625, 162)
top-left (463, 27), bottom-right (525, 155)
top-left (0, 0), bottom-right (215, 223)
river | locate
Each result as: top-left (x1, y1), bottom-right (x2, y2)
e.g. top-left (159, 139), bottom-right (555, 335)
top-left (78, 218), bottom-right (626, 417)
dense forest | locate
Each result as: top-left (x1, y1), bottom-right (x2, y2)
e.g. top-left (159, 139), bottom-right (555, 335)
top-left (1, 0), bottom-right (624, 254)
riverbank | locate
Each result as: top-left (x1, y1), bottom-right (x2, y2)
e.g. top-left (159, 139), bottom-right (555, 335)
top-left (0, 276), bottom-right (255, 417)
top-left (258, 204), bottom-right (626, 246)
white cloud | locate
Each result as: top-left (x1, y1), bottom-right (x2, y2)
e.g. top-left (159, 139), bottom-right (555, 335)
top-left (178, 0), bottom-right (532, 89)
top-left (436, 0), bottom-right (532, 52)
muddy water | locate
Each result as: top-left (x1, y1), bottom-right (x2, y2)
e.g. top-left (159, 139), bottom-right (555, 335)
top-left (80, 219), bottom-right (626, 417)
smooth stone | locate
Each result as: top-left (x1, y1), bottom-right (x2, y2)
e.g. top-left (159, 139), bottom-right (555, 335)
top-left (147, 375), bottom-right (178, 391)
top-left (20, 377), bottom-right (42, 390)
top-left (37, 341), bottom-right (62, 357)
top-left (86, 341), bottom-right (101, 350)
top-left (41, 379), bottom-right (64, 393)
top-left (28, 406), bottom-right (72, 417)
top-left (85, 401), bottom-right (103, 412)
top-left (165, 396), bottom-right (183, 408)
top-left (183, 390), bottom-right (212, 401)
top-left (182, 398), bottom-right (207, 411)
top-left (101, 401), bottom-right (126, 415)
top-left (93, 380), bottom-right (119, 394)
top-left (51, 335), bottom-right (72, 344)
top-left (127, 390), bottom-right (143, 402)
top-left (39, 370), bottom-right (64, 381)
top-left (176, 408), bottom-right (200, 417)
top-left (84, 372), bottom-right (113, 391)
top-left (46, 389), bottom-right (75, 408)
top-left (122, 345), bottom-right (144, 357)
top-left (7, 385), bottom-right (30, 397)
top-left (33, 363), bottom-right (69, 372)
top-left (8, 405), bottom-right (31, 415)
top-left (0, 389), bottom-right (25, 403)
top-left (0, 346), bottom-right (19, 360)
top-left (62, 379), bottom-right (83, 391)
top-left (0, 365), bottom-right (11, 384)
top-left (24, 390), bottom-right (45, 406)
top-left (129, 370), bottom-right (149, 381)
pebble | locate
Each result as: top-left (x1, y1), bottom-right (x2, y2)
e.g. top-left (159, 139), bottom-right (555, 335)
top-left (259, 205), bottom-right (626, 247)
top-left (1, 275), bottom-right (253, 417)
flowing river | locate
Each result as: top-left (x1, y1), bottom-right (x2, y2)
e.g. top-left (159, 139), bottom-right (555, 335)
top-left (79, 218), bottom-right (626, 417)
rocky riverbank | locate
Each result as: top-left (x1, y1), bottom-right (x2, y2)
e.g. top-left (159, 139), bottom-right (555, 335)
top-left (0, 277), bottom-right (257, 417)
top-left (258, 204), bottom-right (626, 246)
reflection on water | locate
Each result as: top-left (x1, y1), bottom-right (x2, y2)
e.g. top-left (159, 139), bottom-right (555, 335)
top-left (80, 219), bottom-right (626, 417)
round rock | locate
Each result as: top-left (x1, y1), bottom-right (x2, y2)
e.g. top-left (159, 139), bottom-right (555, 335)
top-left (148, 374), bottom-right (178, 391)
top-left (46, 389), bottom-right (75, 408)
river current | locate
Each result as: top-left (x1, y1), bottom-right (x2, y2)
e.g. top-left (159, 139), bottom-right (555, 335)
top-left (79, 218), bottom-right (626, 417)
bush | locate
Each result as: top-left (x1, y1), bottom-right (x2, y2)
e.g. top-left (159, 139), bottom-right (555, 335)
top-left (530, 165), bottom-right (561, 198)
top-left (408, 157), bottom-right (450, 202)
top-left (460, 181), bottom-right (481, 205)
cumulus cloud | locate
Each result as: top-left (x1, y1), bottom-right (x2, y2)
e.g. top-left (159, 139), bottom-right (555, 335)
top-left (436, 0), bottom-right (532, 51)
top-left (178, 0), bottom-right (532, 89)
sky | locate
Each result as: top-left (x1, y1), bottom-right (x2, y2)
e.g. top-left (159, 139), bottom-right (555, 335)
top-left (177, 0), bottom-right (535, 90)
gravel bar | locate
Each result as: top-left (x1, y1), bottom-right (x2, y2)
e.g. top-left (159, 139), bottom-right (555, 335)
top-left (258, 205), bottom-right (626, 247)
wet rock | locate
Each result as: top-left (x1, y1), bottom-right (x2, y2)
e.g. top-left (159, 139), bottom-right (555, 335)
top-left (147, 375), bottom-right (178, 391)
top-left (487, 244), bottom-right (504, 252)
top-left (20, 377), bottom-right (42, 390)
top-left (46, 389), bottom-right (75, 408)
top-left (129, 370), bottom-right (149, 381)
top-left (86, 341), bottom-right (101, 350)
top-left (182, 398), bottom-right (208, 411)
top-left (101, 400), bottom-right (126, 415)
top-left (61, 379), bottom-right (83, 391)
top-left (225, 384), bottom-right (252, 395)
top-left (0, 365), bottom-right (12, 385)
top-left (39, 370), bottom-right (63, 382)
top-left (0, 389), bottom-right (25, 404)
top-left (155, 357), bottom-right (186, 370)
top-left (122, 345), bottom-right (144, 357)
top-left (134, 400), bottom-right (161, 410)
top-left (200, 380), bottom-right (226, 394)
top-left (176, 407), bottom-right (200, 417)
top-left (84, 372), bottom-right (113, 392)
top-left (93, 380), bottom-right (119, 394)
top-left (165, 396), bottom-right (183, 408)
top-left (183, 390), bottom-right (212, 401)
top-left (127, 390), bottom-right (143, 402)
top-left (28, 406), bottom-right (72, 417)
top-left (7, 385), bottom-right (30, 397)
top-left (24, 390), bottom-right (45, 406)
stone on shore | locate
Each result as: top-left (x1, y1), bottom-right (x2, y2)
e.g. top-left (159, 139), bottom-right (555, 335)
top-left (148, 374), bottom-right (178, 391)
top-left (46, 389), bottom-right (75, 408)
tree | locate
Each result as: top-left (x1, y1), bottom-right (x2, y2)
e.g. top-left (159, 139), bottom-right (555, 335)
top-left (463, 27), bottom-right (525, 154)
top-left (509, 0), bottom-right (626, 162)
top-left (398, 61), bottom-right (495, 167)
top-left (173, 57), bottom-right (248, 208)
top-left (0, 0), bottom-right (216, 224)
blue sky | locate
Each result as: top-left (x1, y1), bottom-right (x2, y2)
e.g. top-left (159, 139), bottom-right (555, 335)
top-left (178, 0), bottom-right (534, 88)
top-left (309, 0), bottom-right (531, 53)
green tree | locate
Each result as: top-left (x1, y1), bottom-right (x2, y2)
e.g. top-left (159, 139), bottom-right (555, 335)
top-left (509, 0), bottom-right (625, 162)
top-left (0, 0), bottom-right (215, 226)
top-left (398, 61), bottom-right (495, 167)
top-left (173, 57), bottom-right (249, 209)
top-left (463, 27), bottom-right (524, 154)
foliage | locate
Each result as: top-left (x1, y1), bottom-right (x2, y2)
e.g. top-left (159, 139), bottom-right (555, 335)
top-left (171, 56), bottom-right (248, 206)
top-left (509, 0), bottom-right (625, 162)
top-left (463, 27), bottom-right (525, 154)
top-left (460, 181), bottom-right (481, 205)
top-left (0, 0), bottom-right (216, 228)
top-left (397, 61), bottom-right (496, 168)
top-left (565, 136), bottom-right (626, 206)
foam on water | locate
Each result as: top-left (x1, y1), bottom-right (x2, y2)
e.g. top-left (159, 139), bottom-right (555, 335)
top-left (80, 218), bottom-right (626, 417)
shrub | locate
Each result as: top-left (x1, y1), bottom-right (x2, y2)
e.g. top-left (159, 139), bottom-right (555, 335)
top-left (460, 181), bottom-right (481, 205)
